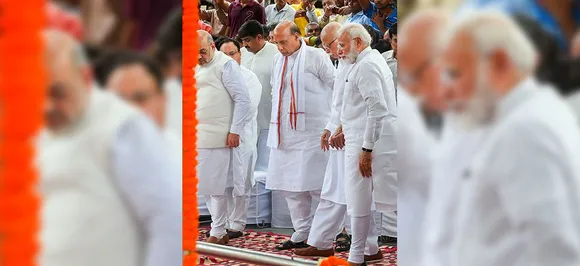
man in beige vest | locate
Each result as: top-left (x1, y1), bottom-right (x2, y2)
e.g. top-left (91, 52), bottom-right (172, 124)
top-left (195, 30), bottom-right (252, 245)
top-left (37, 29), bottom-right (181, 266)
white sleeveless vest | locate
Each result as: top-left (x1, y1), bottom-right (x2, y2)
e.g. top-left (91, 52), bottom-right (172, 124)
top-left (37, 89), bottom-right (144, 266)
top-left (196, 51), bottom-right (235, 149)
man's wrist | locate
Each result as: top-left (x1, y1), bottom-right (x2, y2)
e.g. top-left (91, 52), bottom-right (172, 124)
top-left (362, 147), bottom-right (373, 153)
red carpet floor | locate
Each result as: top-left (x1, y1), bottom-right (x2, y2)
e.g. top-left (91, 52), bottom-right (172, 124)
top-left (198, 228), bottom-right (397, 265)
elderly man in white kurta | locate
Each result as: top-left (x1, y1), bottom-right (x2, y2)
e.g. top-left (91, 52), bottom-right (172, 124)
top-left (195, 30), bottom-right (252, 245)
top-left (267, 20), bottom-right (335, 250)
top-left (219, 37), bottom-right (263, 239)
top-left (336, 23), bottom-right (397, 265)
top-left (37, 30), bottom-right (181, 266)
top-left (294, 22), bottom-right (356, 257)
top-left (437, 11), bottom-right (580, 266)
top-left (238, 20), bottom-right (280, 175)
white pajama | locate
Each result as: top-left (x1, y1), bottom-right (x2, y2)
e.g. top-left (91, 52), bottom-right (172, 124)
top-left (349, 215), bottom-right (380, 263)
top-left (280, 190), bottom-right (321, 243)
top-left (199, 147), bottom-right (251, 237)
top-left (225, 187), bottom-right (251, 232)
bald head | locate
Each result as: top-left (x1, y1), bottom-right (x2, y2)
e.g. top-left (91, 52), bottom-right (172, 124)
top-left (397, 9), bottom-right (451, 111)
top-left (272, 21), bottom-right (302, 56)
top-left (399, 8), bottom-right (451, 55)
top-left (197, 30), bottom-right (213, 47)
top-left (321, 22), bottom-right (341, 39)
top-left (197, 30), bottom-right (216, 66)
top-left (44, 29), bottom-right (89, 75)
top-left (274, 20), bottom-right (301, 36)
top-left (43, 29), bottom-right (92, 133)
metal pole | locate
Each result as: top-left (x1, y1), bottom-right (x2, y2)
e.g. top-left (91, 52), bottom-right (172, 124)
top-left (196, 242), bottom-right (320, 266)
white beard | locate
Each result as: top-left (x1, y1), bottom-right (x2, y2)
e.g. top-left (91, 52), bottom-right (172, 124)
top-left (450, 63), bottom-right (497, 131)
top-left (344, 41), bottom-right (358, 64)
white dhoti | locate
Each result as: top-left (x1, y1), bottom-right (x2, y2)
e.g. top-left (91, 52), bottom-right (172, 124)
top-left (198, 147), bottom-right (250, 237)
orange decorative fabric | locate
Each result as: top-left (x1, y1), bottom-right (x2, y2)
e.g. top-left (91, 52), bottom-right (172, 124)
top-left (183, 0), bottom-right (200, 264)
top-left (0, 0), bottom-right (45, 265)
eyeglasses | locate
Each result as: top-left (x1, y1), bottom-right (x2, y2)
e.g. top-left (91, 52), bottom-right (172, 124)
top-left (398, 59), bottom-right (432, 87)
top-left (225, 51), bottom-right (239, 56)
top-left (322, 38), bottom-right (337, 51)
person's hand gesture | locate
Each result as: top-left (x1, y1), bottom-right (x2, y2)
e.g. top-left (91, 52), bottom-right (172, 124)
top-left (226, 133), bottom-right (240, 148)
top-left (359, 151), bottom-right (372, 177)
top-left (321, 129), bottom-right (331, 151)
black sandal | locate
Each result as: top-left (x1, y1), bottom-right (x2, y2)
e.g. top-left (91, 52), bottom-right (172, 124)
top-left (275, 240), bottom-right (309, 250)
top-left (334, 232), bottom-right (351, 252)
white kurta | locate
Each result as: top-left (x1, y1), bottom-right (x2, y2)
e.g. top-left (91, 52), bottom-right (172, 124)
top-left (37, 89), bottom-right (181, 266)
top-left (321, 60), bottom-right (352, 204)
top-left (197, 59), bottom-right (252, 196)
top-left (241, 42), bottom-right (280, 133)
top-left (240, 65), bottom-right (263, 185)
top-left (395, 88), bottom-right (434, 266)
top-left (164, 78), bottom-right (182, 139)
top-left (421, 114), bottom-right (489, 266)
top-left (266, 42), bottom-right (335, 192)
top-left (447, 78), bottom-right (580, 266)
top-left (341, 47), bottom-right (397, 216)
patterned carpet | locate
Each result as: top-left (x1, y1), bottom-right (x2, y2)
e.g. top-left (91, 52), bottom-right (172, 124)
top-left (198, 228), bottom-right (397, 265)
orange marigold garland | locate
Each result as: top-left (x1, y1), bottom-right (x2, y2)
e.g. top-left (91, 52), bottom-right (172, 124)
top-left (318, 256), bottom-right (350, 266)
top-left (0, 0), bottom-right (45, 265)
top-left (182, 0), bottom-right (200, 265)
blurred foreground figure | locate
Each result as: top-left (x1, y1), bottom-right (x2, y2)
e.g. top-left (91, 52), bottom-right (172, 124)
top-left (37, 29), bottom-right (181, 266)
top-left (336, 23), bottom-right (397, 265)
top-left (439, 11), bottom-right (580, 266)
top-left (195, 30), bottom-right (252, 245)
top-left (395, 9), bottom-right (450, 266)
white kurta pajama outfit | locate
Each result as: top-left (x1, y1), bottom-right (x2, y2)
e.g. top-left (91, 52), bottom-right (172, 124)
top-left (340, 47), bottom-right (397, 264)
top-left (395, 88), bottom-right (434, 266)
top-left (225, 65), bottom-right (263, 232)
top-left (266, 41), bottom-right (335, 243)
top-left (446, 78), bottom-right (580, 266)
top-left (420, 115), bottom-right (489, 266)
top-left (37, 89), bottom-right (182, 266)
top-left (241, 42), bottom-right (280, 175)
top-left (307, 60), bottom-right (353, 249)
top-left (196, 51), bottom-right (252, 239)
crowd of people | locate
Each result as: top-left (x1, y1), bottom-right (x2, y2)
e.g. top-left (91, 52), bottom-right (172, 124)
top-left (196, 0), bottom-right (397, 265)
top-left (196, 1), bottom-right (580, 266)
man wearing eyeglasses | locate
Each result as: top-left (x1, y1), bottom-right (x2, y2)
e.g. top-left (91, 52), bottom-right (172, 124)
top-left (217, 37), bottom-right (263, 240)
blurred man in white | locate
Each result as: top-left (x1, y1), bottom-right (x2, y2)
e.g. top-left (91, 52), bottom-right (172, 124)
top-left (293, 22), bottom-right (356, 257)
top-left (37, 29), bottom-right (181, 266)
top-left (395, 9), bottom-right (450, 266)
top-left (218, 37), bottom-right (263, 239)
top-left (439, 11), bottom-right (580, 266)
top-left (238, 20), bottom-right (280, 178)
top-left (336, 23), bottom-right (397, 265)
top-left (103, 52), bottom-right (181, 150)
top-left (196, 30), bottom-right (252, 245)
top-left (268, 20), bottom-right (335, 250)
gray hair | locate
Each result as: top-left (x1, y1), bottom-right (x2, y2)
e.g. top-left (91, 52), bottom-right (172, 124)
top-left (441, 10), bottom-right (538, 74)
top-left (337, 23), bottom-right (372, 47)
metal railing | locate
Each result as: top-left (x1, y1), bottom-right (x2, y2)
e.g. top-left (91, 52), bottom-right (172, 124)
top-left (196, 242), bottom-right (319, 266)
